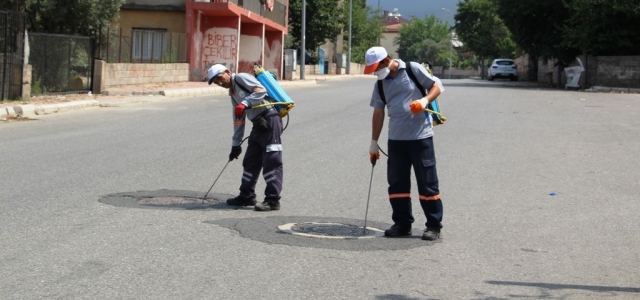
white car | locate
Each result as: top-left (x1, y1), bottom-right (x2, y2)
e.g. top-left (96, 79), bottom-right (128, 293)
top-left (487, 59), bottom-right (518, 81)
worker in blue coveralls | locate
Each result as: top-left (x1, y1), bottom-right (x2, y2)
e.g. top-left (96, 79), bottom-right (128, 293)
top-left (364, 47), bottom-right (444, 240)
top-left (207, 64), bottom-right (283, 212)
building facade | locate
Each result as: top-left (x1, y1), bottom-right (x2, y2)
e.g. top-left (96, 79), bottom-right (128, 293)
top-left (117, 0), bottom-right (289, 81)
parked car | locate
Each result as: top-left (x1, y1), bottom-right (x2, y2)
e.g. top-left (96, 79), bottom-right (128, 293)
top-left (487, 59), bottom-right (518, 81)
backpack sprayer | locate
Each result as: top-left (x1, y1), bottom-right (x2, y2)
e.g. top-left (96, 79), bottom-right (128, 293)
top-left (251, 63), bottom-right (295, 118)
top-left (203, 64), bottom-right (295, 201)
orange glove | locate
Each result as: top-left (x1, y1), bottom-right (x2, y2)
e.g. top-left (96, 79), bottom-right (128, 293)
top-left (409, 100), bottom-right (426, 114)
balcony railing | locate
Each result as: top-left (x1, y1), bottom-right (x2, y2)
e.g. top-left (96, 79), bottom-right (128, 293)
top-left (192, 0), bottom-right (287, 27)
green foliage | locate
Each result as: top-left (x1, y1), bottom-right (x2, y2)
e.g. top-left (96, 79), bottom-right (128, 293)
top-left (457, 54), bottom-right (479, 70)
top-left (0, 0), bottom-right (124, 37)
top-left (409, 39), bottom-right (448, 65)
top-left (31, 77), bottom-right (45, 95)
top-left (394, 15), bottom-right (450, 63)
top-left (561, 0), bottom-right (640, 56)
top-left (341, 0), bottom-right (384, 64)
top-left (288, 0), bottom-right (342, 53)
top-left (454, 0), bottom-right (518, 59)
top-left (492, 0), bottom-right (640, 80)
top-left (435, 49), bottom-right (456, 68)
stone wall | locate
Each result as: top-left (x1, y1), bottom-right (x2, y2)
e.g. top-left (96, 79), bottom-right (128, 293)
top-left (515, 54), bottom-right (640, 89)
top-left (587, 56), bottom-right (640, 89)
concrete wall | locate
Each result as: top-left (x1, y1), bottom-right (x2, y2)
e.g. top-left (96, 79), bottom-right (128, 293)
top-left (516, 54), bottom-right (640, 89)
top-left (93, 61), bottom-right (189, 92)
top-left (119, 10), bottom-right (185, 36)
top-left (380, 32), bottom-right (399, 59)
top-left (264, 31), bottom-right (283, 77)
top-left (190, 15), bottom-right (239, 81)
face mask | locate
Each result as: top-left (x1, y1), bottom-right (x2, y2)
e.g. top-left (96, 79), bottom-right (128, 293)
top-left (374, 67), bottom-right (390, 80)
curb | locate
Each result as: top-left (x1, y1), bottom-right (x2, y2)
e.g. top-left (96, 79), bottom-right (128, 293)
top-left (2, 100), bottom-right (100, 119)
top-left (1, 79), bottom-right (326, 119)
top-left (9, 76), bottom-right (631, 121)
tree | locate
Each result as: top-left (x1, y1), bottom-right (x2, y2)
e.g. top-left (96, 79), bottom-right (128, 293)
top-left (394, 15), bottom-right (449, 63)
top-left (341, 0), bottom-right (384, 64)
top-left (561, 0), bottom-right (640, 57)
top-left (454, 0), bottom-right (517, 61)
top-left (0, 0), bottom-right (123, 37)
top-left (494, 0), bottom-right (574, 80)
top-left (287, 0), bottom-right (342, 58)
top-left (409, 38), bottom-right (448, 66)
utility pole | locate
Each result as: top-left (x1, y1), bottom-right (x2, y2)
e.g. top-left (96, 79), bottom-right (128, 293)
top-left (300, 0), bottom-right (306, 79)
top-left (346, 0), bottom-right (352, 74)
top-left (441, 8), bottom-right (454, 79)
top-left (449, 32), bottom-right (452, 79)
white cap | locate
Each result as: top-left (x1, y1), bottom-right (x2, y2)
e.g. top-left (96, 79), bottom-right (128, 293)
top-left (364, 47), bottom-right (388, 74)
top-left (207, 64), bottom-right (228, 85)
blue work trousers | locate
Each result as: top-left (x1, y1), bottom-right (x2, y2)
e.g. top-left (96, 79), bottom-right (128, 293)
top-left (239, 109), bottom-right (283, 201)
top-left (387, 137), bottom-right (443, 229)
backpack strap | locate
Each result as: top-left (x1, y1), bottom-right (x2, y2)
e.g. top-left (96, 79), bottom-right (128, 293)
top-left (407, 62), bottom-right (444, 125)
top-left (376, 80), bottom-right (386, 105)
top-left (234, 77), bottom-right (252, 94)
top-left (376, 62), bottom-right (426, 105)
top-left (235, 76), bottom-right (275, 106)
top-left (405, 62), bottom-right (426, 97)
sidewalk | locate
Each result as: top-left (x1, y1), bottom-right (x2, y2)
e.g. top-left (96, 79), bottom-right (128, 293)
top-left (1, 74), bottom-right (371, 121)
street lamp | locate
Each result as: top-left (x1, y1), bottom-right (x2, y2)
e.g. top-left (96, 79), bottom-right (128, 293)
top-left (441, 8), bottom-right (453, 79)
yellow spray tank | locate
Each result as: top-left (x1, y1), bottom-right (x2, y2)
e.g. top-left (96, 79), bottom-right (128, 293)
top-left (253, 63), bottom-right (295, 118)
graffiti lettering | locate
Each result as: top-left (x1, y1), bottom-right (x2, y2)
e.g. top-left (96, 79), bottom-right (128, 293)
top-left (203, 33), bottom-right (237, 60)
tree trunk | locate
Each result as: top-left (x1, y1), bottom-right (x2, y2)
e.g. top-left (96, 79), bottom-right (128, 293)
top-left (528, 54), bottom-right (538, 81)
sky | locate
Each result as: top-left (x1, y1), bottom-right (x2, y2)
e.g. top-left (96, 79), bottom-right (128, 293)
top-left (365, 0), bottom-right (462, 26)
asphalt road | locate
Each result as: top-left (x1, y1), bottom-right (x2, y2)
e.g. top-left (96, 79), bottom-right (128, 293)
top-left (1, 78), bottom-right (639, 299)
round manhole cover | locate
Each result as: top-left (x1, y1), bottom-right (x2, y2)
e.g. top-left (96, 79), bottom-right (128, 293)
top-left (278, 222), bottom-right (384, 239)
top-left (98, 190), bottom-right (233, 210)
top-left (137, 196), bottom-right (217, 206)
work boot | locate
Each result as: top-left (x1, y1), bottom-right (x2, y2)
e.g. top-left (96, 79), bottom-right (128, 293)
top-left (384, 224), bottom-right (412, 237)
top-left (422, 227), bottom-right (441, 241)
top-left (255, 199), bottom-right (280, 211)
top-left (226, 195), bottom-right (257, 207)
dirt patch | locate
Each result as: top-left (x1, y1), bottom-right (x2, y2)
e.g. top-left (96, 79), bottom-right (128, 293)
top-left (1, 115), bottom-right (36, 122)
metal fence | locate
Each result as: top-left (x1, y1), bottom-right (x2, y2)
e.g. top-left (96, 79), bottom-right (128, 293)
top-left (0, 11), bottom-right (26, 100)
top-left (98, 28), bottom-right (187, 64)
top-left (28, 33), bottom-right (93, 95)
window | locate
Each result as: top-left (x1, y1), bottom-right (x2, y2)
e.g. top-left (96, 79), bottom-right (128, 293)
top-left (132, 28), bottom-right (167, 61)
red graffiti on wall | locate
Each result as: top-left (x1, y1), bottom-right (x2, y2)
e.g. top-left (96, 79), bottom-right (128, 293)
top-left (202, 33), bottom-right (237, 60)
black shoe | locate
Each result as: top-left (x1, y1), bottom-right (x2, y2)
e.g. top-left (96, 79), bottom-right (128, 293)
top-left (422, 227), bottom-right (441, 241)
top-left (384, 224), bottom-right (412, 237)
top-left (255, 199), bottom-right (280, 211)
top-left (226, 195), bottom-right (257, 206)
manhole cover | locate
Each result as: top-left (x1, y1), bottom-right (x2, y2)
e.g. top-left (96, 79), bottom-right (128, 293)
top-left (210, 216), bottom-right (432, 251)
top-left (99, 190), bottom-right (233, 210)
top-left (278, 222), bottom-right (384, 239)
top-left (137, 196), bottom-right (217, 206)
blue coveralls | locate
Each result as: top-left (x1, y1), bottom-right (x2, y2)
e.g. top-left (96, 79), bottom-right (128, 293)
top-left (231, 73), bottom-right (283, 202)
